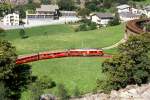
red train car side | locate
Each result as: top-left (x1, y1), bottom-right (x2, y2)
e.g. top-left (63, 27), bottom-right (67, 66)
top-left (68, 49), bottom-right (104, 56)
top-left (16, 54), bottom-right (38, 64)
top-left (16, 49), bottom-right (105, 64)
top-left (39, 51), bottom-right (68, 60)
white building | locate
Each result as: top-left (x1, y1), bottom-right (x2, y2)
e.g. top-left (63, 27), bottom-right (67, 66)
top-left (143, 5), bottom-right (150, 18)
top-left (26, 5), bottom-right (59, 20)
top-left (119, 12), bottom-right (140, 22)
top-left (116, 4), bottom-right (130, 13)
top-left (3, 13), bottom-right (19, 26)
top-left (90, 13), bottom-right (114, 26)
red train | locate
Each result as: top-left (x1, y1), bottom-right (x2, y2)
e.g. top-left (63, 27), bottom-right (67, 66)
top-left (16, 49), bottom-right (104, 64)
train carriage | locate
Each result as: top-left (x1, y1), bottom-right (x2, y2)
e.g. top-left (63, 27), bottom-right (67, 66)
top-left (39, 51), bottom-right (68, 60)
top-left (68, 49), bottom-right (104, 56)
top-left (16, 54), bottom-right (38, 64)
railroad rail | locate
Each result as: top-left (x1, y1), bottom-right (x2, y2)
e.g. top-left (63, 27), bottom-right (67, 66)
top-left (126, 18), bottom-right (150, 36)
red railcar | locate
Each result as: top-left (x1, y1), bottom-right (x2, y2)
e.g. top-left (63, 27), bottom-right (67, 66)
top-left (16, 49), bottom-right (104, 64)
top-left (16, 54), bottom-right (38, 64)
top-left (39, 51), bottom-right (68, 60)
top-left (68, 49), bottom-right (104, 56)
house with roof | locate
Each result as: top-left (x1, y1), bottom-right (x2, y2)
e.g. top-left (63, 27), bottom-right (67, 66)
top-left (143, 5), bottom-right (150, 18)
top-left (90, 13), bottom-right (114, 26)
top-left (26, 5), bottom-right (59, 20)
top-left (119, 12), bottom-right (140, 22)
top-left (2, 13), bottom-right (19, 26)
top-left (116, 4), bottom-right (130, 13)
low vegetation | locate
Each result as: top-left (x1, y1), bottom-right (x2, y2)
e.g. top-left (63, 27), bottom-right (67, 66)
top-left (98, 34), bottom-right (150, 92)
top-left (3, 24), bottom-right (124, 54)
top-left (75, 19), bottom-right (97, 32)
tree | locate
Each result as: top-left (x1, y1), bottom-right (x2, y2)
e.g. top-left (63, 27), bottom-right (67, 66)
top-left (57, 0), bottom-right (75, 10)
top-left (4, 64), bottom-right (34, 99)
top-left (0, 3), bottom-right (12, 17)
top-left (76, 19), bottom-right (97, 32)
top-left (108, 13), bottom-right (120, 26)
top-left (41, 0), bottom-right (51, 4)
top-left (0, 82), bottom-right (7, 100)
top-left (97, 34), bottom-right (150, 92)
top-left (0, 40), bottom-right (34, 100)
top-left (77, 8), bottom-right (90, 18)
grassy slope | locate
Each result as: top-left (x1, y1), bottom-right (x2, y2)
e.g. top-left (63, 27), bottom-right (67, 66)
top-left (2, 24), bottom-right (124, 99)
top-left (21, 57), bottom-right (106, 100)
top-left (3, 24), bottom-right (124, 55)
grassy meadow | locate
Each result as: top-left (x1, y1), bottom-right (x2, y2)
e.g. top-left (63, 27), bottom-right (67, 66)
top-left (1, 24), bottom-right (124, 99)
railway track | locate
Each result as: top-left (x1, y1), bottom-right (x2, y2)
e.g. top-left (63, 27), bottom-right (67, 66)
top-left (126, 18), bottom-right (150, 34)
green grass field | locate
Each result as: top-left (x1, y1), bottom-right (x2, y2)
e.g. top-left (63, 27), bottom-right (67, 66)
top-left (3, 24), bottom-right (124, 54)
top-left (1, 24), bottom-right (124, 99)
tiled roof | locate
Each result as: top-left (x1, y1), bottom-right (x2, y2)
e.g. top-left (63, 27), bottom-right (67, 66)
top-left (119, 12), bottom-right (140, 18)
top-left (94, 13), bottom-right (114, 18)
top-left (117, 4), bottom-right (130, 9)
top-left (36, 5), bottom-right (59, 12)
top-left (144, 5), bottom-right (150, 11)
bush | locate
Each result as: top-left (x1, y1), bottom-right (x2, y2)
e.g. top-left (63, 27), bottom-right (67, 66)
top-left (0, 28), bottom-right (5, 37)
top-left (57, 84), bottom-right (69, 100)
top-left (76, 19), bottom-right (97, 32)
top-left (0, 28), bottom-right (5, 33)
top-left (97, 34), bottom-right (150, 92)
top-left (19, 29), bottom-right (28, 39)
top-left (29, 76), bottom-right (56, 100)
top-left (73, 86), bottom-right (81, 97)
top-left (108, 13), bottom-right (120, 26)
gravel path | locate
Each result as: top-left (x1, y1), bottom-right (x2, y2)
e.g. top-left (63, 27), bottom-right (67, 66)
top-left (102, 39), bottom-right (126, 50)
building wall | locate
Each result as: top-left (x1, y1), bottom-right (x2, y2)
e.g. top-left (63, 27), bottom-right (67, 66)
top-left (120, 16), bottom-right (140, 22)
top-left (118, 8), bottom-right (130, 13)
top-left (3, 13), bottom-right (19, 26)
top-left (91, 15), bottom-right (101, 24)
top-left (91, 15), bottom-right (111, 26)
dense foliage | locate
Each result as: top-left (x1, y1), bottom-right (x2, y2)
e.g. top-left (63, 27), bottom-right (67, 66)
top-left (108, 13), bottom-right (120, 26)
top-left (0, 3), bottom-right (12, 17)
top-left (0, 40), bottom-right (34, 100)
top-left (57, 0), bottom-right (75, 10)
top-left (98, 34), bottom-right (150, 92)
top-left (57, 84), bottom-right (70, 100)
top-left (19, 29), bottom-right (28, 39)
top-left (29, 76), bottom-right (56, 100)
top-left (77, 8), bottom-right (90, 18)
top-left (76, 19), bottom-right (97, 32)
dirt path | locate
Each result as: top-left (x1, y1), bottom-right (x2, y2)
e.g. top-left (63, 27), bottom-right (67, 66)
top-left (102, 39), bottom-right (126, 50)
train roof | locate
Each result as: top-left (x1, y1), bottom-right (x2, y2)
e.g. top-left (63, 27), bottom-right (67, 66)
top-left (18, 53), bottom-right (38, 59)
top-left (39, 50), bottom-right (66, 54)
top-left (69, 48), bottom-right (103, 51)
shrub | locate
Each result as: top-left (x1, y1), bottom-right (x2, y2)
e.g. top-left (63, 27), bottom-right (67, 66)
top-left (57, 84), bottom-right (69, 100)
top-left (97, 34), bottom-right (150, 92)
top-left (73, 86), bottom-right (81, 97)
top-left (19, 29), bottom-right (28, 39)
top-left (76, 19), bottom-right (97, 32)
top-left (0, 28), bottom-right (5, 37)
top-left (108, 13), bottom-right (120, 26)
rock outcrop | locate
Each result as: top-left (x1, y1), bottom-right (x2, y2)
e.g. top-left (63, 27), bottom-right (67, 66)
top-left (71, 83), bottom-right (150, 100)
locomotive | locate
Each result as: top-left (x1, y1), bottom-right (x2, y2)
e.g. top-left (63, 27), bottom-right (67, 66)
top-left (16, 49), bottom-right (104, 64)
